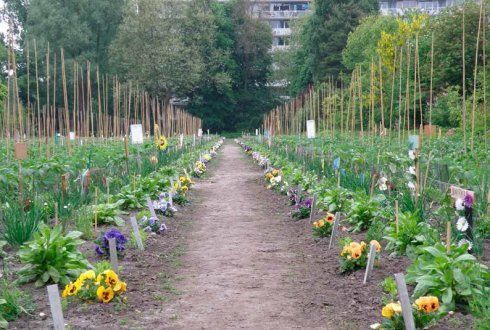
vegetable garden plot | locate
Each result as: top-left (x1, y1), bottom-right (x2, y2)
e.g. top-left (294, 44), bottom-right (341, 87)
top-left (1, 136), bottom-right (224, 329)
top-left (237, 136), bottom-right (489, 329)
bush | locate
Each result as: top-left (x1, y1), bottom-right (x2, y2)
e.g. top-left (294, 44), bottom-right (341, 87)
top-left (346, 194), bottom-right (381, 232)
top-left (366, 218), bottom-right (385, 242)
top-left (18, 225), bottom-right (90, 287)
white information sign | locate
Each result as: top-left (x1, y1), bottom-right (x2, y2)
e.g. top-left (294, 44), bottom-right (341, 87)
top-left (69, 132), bottom-right (76, 140)
top-left (130, 124), bottom-right (144, 144)
top-left (307, 120), bottom-right (316, 139)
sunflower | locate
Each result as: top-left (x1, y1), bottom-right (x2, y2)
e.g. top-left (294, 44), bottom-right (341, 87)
top-left (96, 286), bottom-right (114, 303)
top-left (156, 135), bottom-right (168, 151)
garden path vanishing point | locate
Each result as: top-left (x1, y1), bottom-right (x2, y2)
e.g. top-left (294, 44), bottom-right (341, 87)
top-left (152, 140), bottom-right (406, 330)
top-left (158, 141), bottom-right (327, 329)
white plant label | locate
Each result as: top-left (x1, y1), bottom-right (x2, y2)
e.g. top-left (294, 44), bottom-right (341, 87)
top-left (129, 217), bottom-right (144, 251)
top-left (395, 273), bottom-right (416, 330)
top-left (108, 238), bottom-right (119, 274)
top-left (363, 243), bottom-right (377, 284)
top-left (130, 124), bottom-right (144, 144)
top-left (307, 120), bottom-right (316, 139)
top-left (47, 284), bottom-right (65, 330)
top-left (146, 197), bottom-right (158, 218)
top-left (198, 128), bottom-right (203, 137)
top-left (328, 212), bottom-right (341, 249)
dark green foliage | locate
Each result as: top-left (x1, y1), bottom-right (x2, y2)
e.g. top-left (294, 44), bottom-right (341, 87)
top-left (1, 204), bottom-right (41, 246)
top-left (288, 0), bottom-right (379, 91)
top-left (366, 218), bottom-right (385, 242)
top-left (18, 224), bottom-right (90, 287)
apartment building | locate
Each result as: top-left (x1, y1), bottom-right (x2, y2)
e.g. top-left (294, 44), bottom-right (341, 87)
top-left (379, 0), bottom-right (465, 15)
top-left (249, 1), bottom-right (311, 51)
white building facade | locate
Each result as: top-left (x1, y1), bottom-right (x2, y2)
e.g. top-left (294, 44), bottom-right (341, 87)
top-left (379, 0), bottom-right (465, 15)
top-left (249, 1), bottom-right (311, 51)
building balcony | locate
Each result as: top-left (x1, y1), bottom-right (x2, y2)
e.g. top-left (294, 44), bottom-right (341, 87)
top-left (272, 28), bottom-right (291, 37)
top-left (257, 10), bottom-right (309, 19)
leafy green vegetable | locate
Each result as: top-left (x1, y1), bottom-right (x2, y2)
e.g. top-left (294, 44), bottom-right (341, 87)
top-left (18, 224), bottom-right (90, 287)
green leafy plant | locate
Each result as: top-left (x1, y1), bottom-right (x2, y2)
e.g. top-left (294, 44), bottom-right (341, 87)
top-left (406, 243), bottom-right (489, 311)
top-left (89, 201), bottom-right (127, 226)
top-left (318, 187), bottom-right (351, 213)
top-left (0, 280), bottom-right (34, 324)
top-left (0, 299), bottom-right (7, 329)
top-left (18, 224), bottom-right (90, 287)
top-left (346, 194), bottom-right (380, 232)
top-left (384, 211), bottom-right (438, 255)
top-left (380, 277), bottom-right (398, 304)
top-left (366, 218), bottom-right (385, 242)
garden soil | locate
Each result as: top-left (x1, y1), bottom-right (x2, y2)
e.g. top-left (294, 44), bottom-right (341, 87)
top-left (11, 141), bottom-right (468, 329)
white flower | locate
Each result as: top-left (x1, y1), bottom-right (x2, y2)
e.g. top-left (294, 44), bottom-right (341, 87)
top-left (370, 323), bottom-right (381, 330)
top-left (458, 238), bottom-right (472, 251)
top-left (379, 183), bottom-right (388, 191)
top-left (408, 150), bottom-right (416, 160)
top-left (407, 166), bottom-right (416, 175)
top-left (455, 198), bottom-right (464, 211)
top-left (456, 217), bottom-right (468, 232)
top-left (63, 205), bottom-right (68, 209)
top-left (407, 182), bottom-right (416, 190)
top-left (379, 176), bottom-right (388, 184)
top-left (43, 202), bottom-right (48, 206)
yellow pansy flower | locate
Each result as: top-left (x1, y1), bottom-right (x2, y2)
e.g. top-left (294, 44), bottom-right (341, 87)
top-left (96, 286), bottom-right (114, 303)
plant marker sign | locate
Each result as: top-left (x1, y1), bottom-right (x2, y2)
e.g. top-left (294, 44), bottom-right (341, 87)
top-left (47, 284), bottom-right (65, 330)
top-left (306, 120), bottom-right (316, 139)
top-left (108, 238), bottom-right (119, 274)
top-left (129, 217), bottom-right (144, 251)
top-left (394, 273), bottom-right (416, 330)
top-left (363, 243), bottom-right (377, 284)
top-left (69, 132), bottom-right (76, 140)
top-left (130, 124), bottom-right (144, 144)
top-left (328, 212), bottom-right (341, 249)
top-left (198, 128), bottom-right (203, 137)
top-left (14, 142), bottom-right (28, 160)
top-left (146, 197), bottom-right (158, 219)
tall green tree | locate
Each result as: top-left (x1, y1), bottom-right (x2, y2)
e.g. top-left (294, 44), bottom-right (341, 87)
top-left (291, 0), bottom-right (379, 90)
top-left (110, 0), bottom-right (204, 103)
top-left (24, 0), bottom-right (126, 73)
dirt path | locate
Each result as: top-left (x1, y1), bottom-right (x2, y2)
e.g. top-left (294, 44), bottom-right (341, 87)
top-left (160, 142), bottom-right (321, 329)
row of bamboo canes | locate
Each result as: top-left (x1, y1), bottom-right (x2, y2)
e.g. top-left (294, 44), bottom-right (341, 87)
top-left (263, 1), bottom-right (487, 153)
top-left (1, 38), bottom-right (202, 145)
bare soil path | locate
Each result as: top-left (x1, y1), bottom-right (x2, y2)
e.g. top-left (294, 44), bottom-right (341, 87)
top-left (160, 142), bottom-right (323, 329)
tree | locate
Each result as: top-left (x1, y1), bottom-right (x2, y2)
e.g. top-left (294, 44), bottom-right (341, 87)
top-left (292, 0), bottom-right (379, 89)
top-left (24, 0), bottom-right (126, 73)
top-left (110, 0), bottom-right (204, 103)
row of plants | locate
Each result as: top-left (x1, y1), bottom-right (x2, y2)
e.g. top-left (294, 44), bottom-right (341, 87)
top-left (0, 136), bottom-right (224, 328)
top-left (237, 136), bottom-right (489, 329)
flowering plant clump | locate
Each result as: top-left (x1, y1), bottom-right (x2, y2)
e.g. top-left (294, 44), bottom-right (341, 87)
top-left (193, 161), bottom-right (207, 177)
top-left (179, 175), bottom-right (194, 187)
top-left (139, 216), bottom-right (167, 234)
top-left (95, 229), bottom-right (127, 258)
top-left (264, 168), bottom-right (282, 189)
top-left (454, 194), bottom-right (474, 251)
top-left (291, 198), bottom-right (312, 220)
top-left (377, 296), bottom-right (440, 329)
top-left (172, 181), bottom-right (189, 205)
top-left (62, 269), bottom-right (127, 304)
top-left (339, 239), bottom-right (381, 273)
top-left (244, 145), bottom-right (253, 155)
top-left (153, 193), bottom-right (178, 217)
top-left (202, 153), bottom-right (212, 163)
top-left (312, 213), bottom-right (335, 238)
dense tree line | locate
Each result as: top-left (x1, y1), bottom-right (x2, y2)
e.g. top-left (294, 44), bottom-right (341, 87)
top-left (1, 0), bottom-right (275, 132)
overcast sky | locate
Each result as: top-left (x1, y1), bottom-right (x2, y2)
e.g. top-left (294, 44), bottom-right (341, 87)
top-left (0, 0), bottom-right (8, 35)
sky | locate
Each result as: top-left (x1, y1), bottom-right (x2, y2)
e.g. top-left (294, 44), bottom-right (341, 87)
top-left (0, 0), bottom-right (8, 35)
